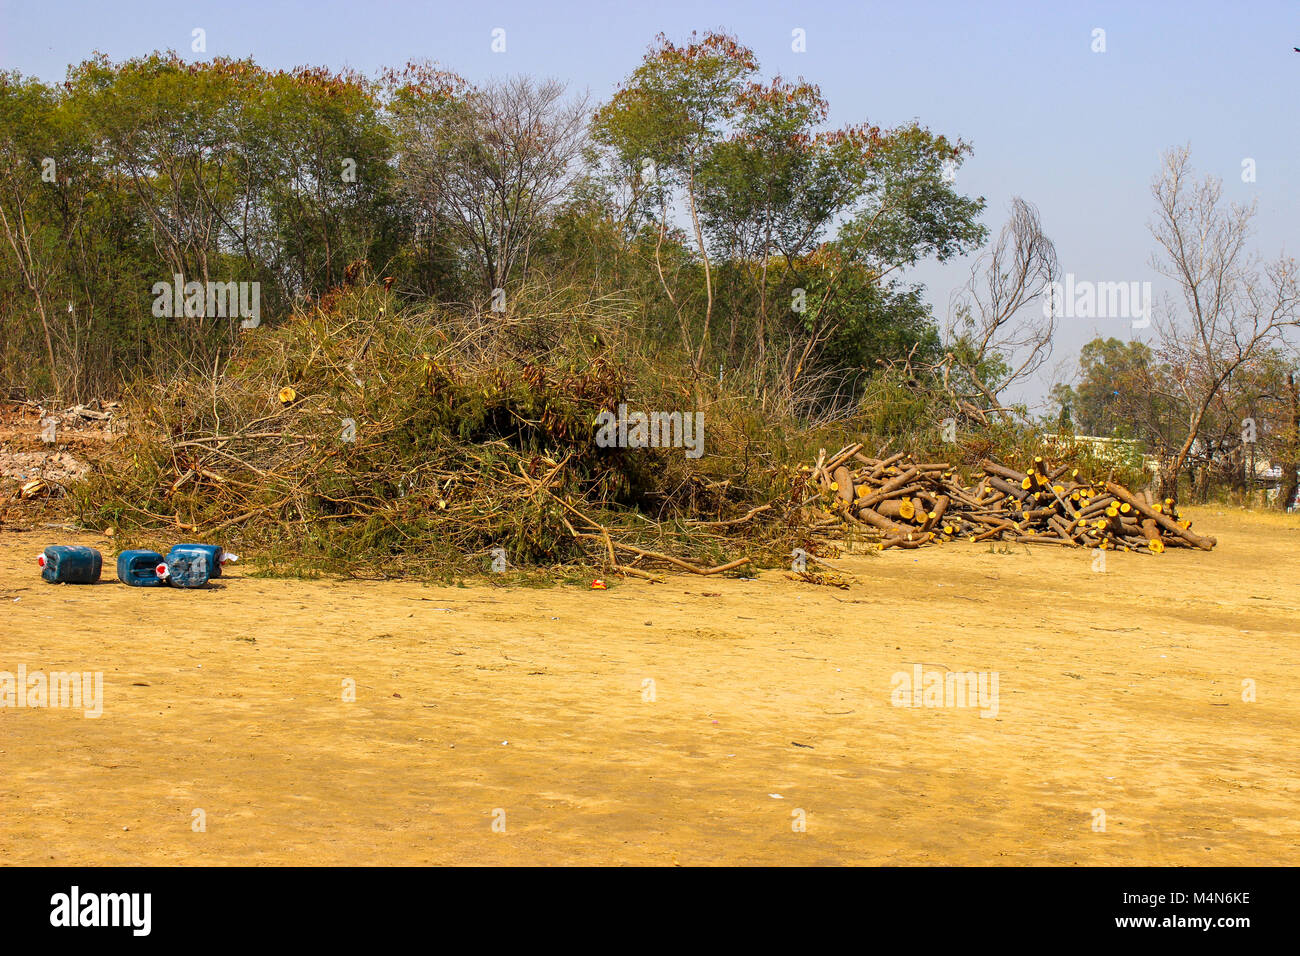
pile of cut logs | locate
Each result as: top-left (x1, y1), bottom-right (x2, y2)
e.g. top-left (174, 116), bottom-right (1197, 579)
top-left (806, 444), bottom-right (1216, 554)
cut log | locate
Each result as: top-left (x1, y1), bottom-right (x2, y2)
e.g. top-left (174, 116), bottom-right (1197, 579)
top-left (1105, 481), bottom-right (1216, 550)
top-left (856, 506), bottom-right (916, 537)
top-left (921, 494), bottom-right (950, 533)
top-left (832, 465), bottom-right (855, 509)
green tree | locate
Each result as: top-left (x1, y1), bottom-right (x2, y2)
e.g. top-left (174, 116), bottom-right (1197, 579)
top-left (593, 32), bottom-right (758, 372)
top-left (1071, 337), bottom-right (1160, 438)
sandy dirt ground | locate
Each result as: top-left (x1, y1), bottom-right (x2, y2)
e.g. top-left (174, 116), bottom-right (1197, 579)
top-left (2, 507), bottom-right (1298, 866)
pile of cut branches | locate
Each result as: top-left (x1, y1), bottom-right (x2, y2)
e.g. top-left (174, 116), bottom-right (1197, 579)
top-left (804, 444), bottom-right (1216, 553)
top-left (74, 283), bottom-right (805, 580)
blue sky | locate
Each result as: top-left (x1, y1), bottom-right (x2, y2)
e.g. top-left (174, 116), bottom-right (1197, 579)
top-left (1, 0), bottom-right (1297, 406)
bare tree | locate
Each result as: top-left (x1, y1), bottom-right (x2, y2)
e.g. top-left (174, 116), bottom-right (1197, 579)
top-left (0, 162), bottom-right (59, 396)
top-left (397, 75), bottom-right (589, 301)
top-left (1148, 145), bottom-right (1300, 496)
top-left (941, 197), bottom-right (1059, 418)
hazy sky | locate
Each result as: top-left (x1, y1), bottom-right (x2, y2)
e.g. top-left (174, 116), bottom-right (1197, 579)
top-left (2, 0), bottom-right (1296, 407)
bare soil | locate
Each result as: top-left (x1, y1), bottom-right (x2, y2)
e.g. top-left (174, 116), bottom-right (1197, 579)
top-left (2, 507), bottom-right (1297, 865)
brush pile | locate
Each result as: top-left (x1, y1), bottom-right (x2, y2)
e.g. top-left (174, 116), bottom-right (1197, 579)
top-left (72, 282), bottom-right (805, 579)
top-left (804, 444), bottom-right (1216, 554)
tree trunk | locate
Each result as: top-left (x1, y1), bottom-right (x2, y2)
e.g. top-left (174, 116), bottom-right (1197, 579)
top-left (758, 222), bottom-right (770, 372)
top-left (1161, 391), bottom-right (1220, 502)
top-left (686, 171), bottom-right (714, 372)
top-left (1280, 373), bottom-right (1300, 511)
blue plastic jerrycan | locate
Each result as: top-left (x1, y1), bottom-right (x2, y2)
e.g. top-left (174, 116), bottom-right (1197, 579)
top-left (157, 549), bottom-right (213, 588)
top-left (116, 549), bottom-right (166, 587)
top-left (38, 546), bottom-right (102, 584)
top-left (168, 543), bottom-right (236, 578)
